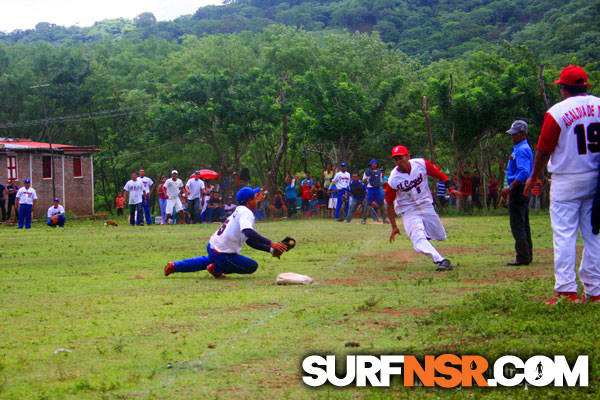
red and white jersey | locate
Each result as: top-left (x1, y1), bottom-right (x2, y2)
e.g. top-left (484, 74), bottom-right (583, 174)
top-left (331, 171), bottom-right (351, 190)
top-left (537, 95), bottom-right (600, 174)
top-left (386, 158), bottom-right (446, 214)
top-left (16, 187), bottom-right (37, 205)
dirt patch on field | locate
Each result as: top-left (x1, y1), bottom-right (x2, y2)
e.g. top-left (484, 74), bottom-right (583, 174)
top-left (496, 268), bottom-right (551, 279)
top-left (319, 278), bottom-right (365, 286)
top-left (439, 245), bottom-right (493, 255)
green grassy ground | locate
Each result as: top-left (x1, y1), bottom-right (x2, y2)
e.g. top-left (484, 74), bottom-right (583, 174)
top-left (0, 213), bottom-right (598, 399)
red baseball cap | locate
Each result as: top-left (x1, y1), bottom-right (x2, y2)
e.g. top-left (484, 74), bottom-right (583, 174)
top-left (553, 65), bottom-right (591, 87)
top-left (391, 145), bottom-right (409, 158)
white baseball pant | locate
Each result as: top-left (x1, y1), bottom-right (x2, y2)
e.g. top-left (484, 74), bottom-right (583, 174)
top-left (550, 172), bottom-right (600, 296)
top-left (400, 203), bottom-right (447, 263)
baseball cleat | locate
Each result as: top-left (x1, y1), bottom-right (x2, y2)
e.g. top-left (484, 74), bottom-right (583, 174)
top-left (545, 292), bottom-right (578, 306)
top-left (206, 263), bottom-right (226, 279)
top-left (435, 259), bottom-right (453, 272)
top-left (164, 262), bottom-right (175, 276)
top-left (361, 219), bottom-right (366, 224)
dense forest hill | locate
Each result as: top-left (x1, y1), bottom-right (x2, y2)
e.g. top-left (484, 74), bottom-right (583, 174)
top-left (0, 1), bottom-right (598, 211)
top-left (1, 0), bottom-right (598, 63)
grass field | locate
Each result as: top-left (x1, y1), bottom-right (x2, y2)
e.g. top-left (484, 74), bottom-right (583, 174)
top-left (1, 212), bottom-right (598, 399)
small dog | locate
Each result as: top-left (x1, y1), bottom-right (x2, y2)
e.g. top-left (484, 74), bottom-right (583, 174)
top-left (104, 220), bottom-right (119, 227)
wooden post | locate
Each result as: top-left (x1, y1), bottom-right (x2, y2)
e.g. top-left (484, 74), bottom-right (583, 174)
top-left (449, 74), bottom-right (462, 212)
top-left (539, 64), bottom-right (550, 110)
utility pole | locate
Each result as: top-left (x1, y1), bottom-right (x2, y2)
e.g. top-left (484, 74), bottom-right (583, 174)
top-left (30, 83), bottom-right (56, 199)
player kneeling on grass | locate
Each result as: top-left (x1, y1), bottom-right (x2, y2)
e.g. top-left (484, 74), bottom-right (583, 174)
top-left (47, 198), bottom-right (66, 227)
top-left (385, 145), bottom-right (457, 272)
top-left (164, 187), bottom-right (288, 278)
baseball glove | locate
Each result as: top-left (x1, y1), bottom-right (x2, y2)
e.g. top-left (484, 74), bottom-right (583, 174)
top-left (272, 236), bottom-right (296, 258)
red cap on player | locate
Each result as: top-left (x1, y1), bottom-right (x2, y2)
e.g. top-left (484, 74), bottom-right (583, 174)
top-left (391, 145), bottom-right (409, 158)
top-left (553, 65), bottom-right (591, 87)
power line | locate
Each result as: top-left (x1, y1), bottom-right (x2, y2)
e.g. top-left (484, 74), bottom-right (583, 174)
top-left (0, 103), bottom-right (157, 129)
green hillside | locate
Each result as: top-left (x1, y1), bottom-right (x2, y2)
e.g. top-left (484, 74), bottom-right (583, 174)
top-left (1, 0), bottom-right (598, 63)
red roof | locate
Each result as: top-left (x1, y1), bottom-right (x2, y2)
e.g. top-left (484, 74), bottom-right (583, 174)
top-left (0, 139), bottom-right (101, 151)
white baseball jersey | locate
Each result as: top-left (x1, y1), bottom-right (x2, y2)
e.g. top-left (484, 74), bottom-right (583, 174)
top-left (139, 176), bottom-right (154, 194)
top-left (47, 205), bottom-right (65, 218)
top-left (209, 205), bottom-right (255, 254)
top-left (331, 171), bottom-right (351, 190)
top-left (186, 178), bottom-right (205, 200)
top-left (123, 179), bottom-right (145, 204)
top-left (540, 95), bottom-right (600, 174)
top-left (16, 187), bottom-right (37, 205)
top-left (387, 158), bottom-right (433, 214)
top-left (164, 178), bottom-right (183, 200)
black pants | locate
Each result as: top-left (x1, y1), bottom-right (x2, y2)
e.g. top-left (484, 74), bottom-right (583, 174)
top-left (188, 198), bottom-right (201, 223)
top-left (0, 199), bottom-right (5, 221)
top-left (509, 185), bottom-right (532, 263)
top-left (487, 194), bottom-right (498, 209)
top-left (130, 203), bottom-right (143, 226)
top-left (7, 198), bottom-right (17, 220)
top-left (286, 199), bottom-right (296, 217)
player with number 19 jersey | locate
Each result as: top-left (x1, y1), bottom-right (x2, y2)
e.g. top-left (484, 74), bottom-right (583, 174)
top-left (539, 94), bottom-right (600, 174)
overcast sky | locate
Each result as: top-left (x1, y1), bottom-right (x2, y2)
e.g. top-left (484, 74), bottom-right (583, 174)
top-left (1, 0), bottom-right (223, 33)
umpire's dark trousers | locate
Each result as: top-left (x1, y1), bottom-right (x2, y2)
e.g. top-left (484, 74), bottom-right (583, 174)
top-left (509, 184), bottom-right (532, 264)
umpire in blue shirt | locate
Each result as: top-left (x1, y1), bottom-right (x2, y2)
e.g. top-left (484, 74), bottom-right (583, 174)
top-left (501, 120), bottom-right (534, 266)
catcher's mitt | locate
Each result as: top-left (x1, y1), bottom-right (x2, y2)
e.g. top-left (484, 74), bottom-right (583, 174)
top-left (272, 236), bottom-right (296, 258)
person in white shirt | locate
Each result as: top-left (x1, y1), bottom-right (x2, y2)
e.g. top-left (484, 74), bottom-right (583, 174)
top-left (186, 170), bottom-right (206, 224)
top-left (164, 187), bottom-right (288, 278)
top-left (138, 169), bottom-right (154, 225)
top-left (524, 65), bottom-right (600, 305)
top-left (223, 196), bottom-right (237, 217)
top-left (331, 162), bottom-right (351, 219)
top-left (385, 145), bottom-right (457, 272)
top-left (46, 198), bottom-right (66, 227)
top-left (123, 172), bottom-right (146, 226)
top-left (15, 178), bottom-right (37, 229)
top-left (164, 170), bottom-right (184, 224)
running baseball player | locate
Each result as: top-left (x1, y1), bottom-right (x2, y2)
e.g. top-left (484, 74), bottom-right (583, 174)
top-left (164, 187), bottom-right (288, 278)
top-left (385, 145), bottom-right (456, 271)
top-left (331, 162), bottom-right (351, 220)
top-left (523, 65), bottom-right (600, 305)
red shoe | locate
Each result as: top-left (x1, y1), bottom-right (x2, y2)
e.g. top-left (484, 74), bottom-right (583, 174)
top-left (164, 262), bottom-right (175, 276)
top-left (581, 294), bottom-right (600, 304)
top-left (206, 263), bottom-right (226, 279)
top-left (545, 292), bottom-right (578, 305)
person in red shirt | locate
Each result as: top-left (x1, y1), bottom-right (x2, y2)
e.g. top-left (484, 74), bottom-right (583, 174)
top-left (487, 173), bottom-right (499, 209)
top-left (115, 193), bottom-right (125, 216)
top-left (460, 171), bottom-right (473, 211)
top-left (300, 173), bottom-right (313, 218)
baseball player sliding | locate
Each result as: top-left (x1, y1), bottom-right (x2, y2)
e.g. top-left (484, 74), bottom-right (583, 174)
top-left (385, 145), bottom-right (457, 271)
top-left (523, 65), bottom-right (600, 305)
top-left (164, 187), bottom-right (289, 278)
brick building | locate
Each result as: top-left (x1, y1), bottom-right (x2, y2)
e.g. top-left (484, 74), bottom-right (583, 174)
top-left (1, 138), bottom-right (100, 219)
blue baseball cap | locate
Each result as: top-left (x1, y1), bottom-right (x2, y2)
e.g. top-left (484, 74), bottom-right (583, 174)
top-left (53, 198), bottom-right (60, 202)
top-left (369, 159), bottom-right (378, 166)
top-left (24, 178), bottom-right (30, 183)
top-left (340, 162), bottom-right (347, 167)
top-left (236, 186), bottom-right (261, 203)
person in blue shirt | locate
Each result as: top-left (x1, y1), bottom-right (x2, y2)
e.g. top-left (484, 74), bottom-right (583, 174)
top-left (345, 173), bottom-right (368, 223)
top-left (285, 175), bottom-right (297, 217)
top-left (501, 120), bottom-right (534, 266)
